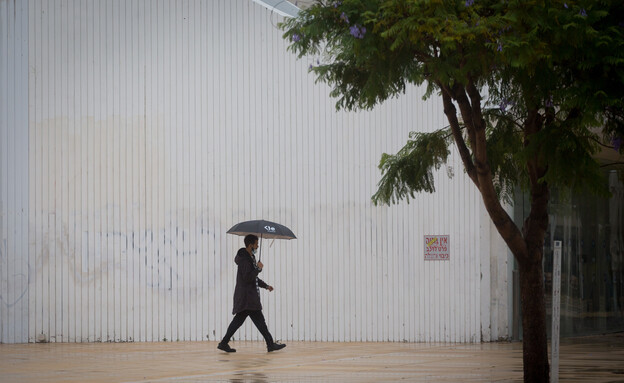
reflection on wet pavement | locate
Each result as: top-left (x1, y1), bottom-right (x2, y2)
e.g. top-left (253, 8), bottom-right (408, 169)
top-left (0, 333), bottom-right (622, 382)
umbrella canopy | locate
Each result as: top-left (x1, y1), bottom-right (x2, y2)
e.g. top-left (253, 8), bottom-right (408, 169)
top-left (226, 219), bottom-right (296, 261)
top-left (226, 219), bottom-right (296, 240)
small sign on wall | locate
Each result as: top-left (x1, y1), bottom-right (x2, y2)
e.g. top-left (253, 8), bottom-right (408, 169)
top-left (424, 235), bottom-right (450, 260)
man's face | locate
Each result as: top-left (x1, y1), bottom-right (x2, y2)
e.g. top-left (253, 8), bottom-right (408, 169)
top-left (252, 240), bottom-right (259, 251)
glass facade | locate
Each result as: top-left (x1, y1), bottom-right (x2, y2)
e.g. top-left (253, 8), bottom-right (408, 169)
top-left (514, 170), bottom-right (624, 338)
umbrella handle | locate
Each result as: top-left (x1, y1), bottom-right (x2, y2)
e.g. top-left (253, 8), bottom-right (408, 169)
top-left (259, 233), bottom-right (263, 262)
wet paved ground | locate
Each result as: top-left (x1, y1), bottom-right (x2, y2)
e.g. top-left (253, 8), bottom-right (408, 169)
top-left (0, 333), bottom-right (623, 382)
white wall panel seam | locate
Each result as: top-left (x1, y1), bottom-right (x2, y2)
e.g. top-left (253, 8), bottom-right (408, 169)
top-left (0, 0), bottom-right (28, 344)
top-left (0, 0), bottom-right (8, 345)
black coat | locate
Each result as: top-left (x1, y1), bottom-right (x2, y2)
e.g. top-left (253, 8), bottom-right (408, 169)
top-left (232, 248), bottom-right (268, 314)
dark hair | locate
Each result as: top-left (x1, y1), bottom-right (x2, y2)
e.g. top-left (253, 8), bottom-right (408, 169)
top-left (244, 234), bottom-right (259, 247)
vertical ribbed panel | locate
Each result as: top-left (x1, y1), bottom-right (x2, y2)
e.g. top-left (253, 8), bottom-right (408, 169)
top-left (1, 0), bottom-right (494, 343)
top-left (0, 0), bottom-right (29, 344)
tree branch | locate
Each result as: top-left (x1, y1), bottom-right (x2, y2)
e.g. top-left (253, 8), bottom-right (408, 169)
top-left (449, 83), bottom-right (479, 153)
top-left (564, 107), bottom-right (581, 123)
top-left (600, 161), bottom-right (624, 167)
top-left (524, 109), bottom-right (547, 187)
top-left (466, 78), bottom-right (486, 132)
top-left (454, 81), bottom-right (529, 263)
top-left (585, 135), bottom-right (619, 149)
top-left (522, 109), bottom-right (549, 264)
top-left (439, 85), bottom-right (480, 187)
top-left (484, 108), bottom-right (525, 130)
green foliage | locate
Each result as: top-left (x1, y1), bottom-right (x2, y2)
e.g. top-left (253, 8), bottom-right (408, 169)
top-left (372, 129), bottom-right (453, 205)
top-left (522, 119), bottom-right (609, 197)
top-left (281, 0), bottom-right (624, 205)
top-left (282, 0), bottom-right (421, 111)
top-left (482, 108), bottom-right (526, 204)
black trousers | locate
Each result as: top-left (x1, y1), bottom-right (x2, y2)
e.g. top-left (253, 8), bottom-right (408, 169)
top-left (222, 310), bottom-right (274, 346)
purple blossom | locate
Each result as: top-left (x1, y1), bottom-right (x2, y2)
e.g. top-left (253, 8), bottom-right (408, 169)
top-left (499, 98), bottom-right (510, 112)
top-left (497, 42), bottom-right (503, 52)
top-left (613, 136), bottom-right (622, 152)
top-left (309, 64), bottom-right (313, 70)
top-left (498, 26), bottom-right (511, 35)
top-left (564, 3), bottom-right (568, 9)
top-left (465, 0), bottom-right (474, 6)
top-left (340, 12), bottom-right (349, 23)
top-left (291, 33), bottom-right (301, 42)
top-left (579, 8), bottom-right (587, 17)
top-left (545, 96), bottom-right (554, 108)
top-left (350, 24), bottom-right (366, 39)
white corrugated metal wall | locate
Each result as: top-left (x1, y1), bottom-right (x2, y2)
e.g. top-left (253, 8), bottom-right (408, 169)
top-left (0, 0), bottom-right (509, 343)
top-left (0, 0), bottom-right (29, 344)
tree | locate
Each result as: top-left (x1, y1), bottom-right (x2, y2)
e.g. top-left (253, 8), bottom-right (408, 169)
top-left (281, 1), bottom-right (624, 382)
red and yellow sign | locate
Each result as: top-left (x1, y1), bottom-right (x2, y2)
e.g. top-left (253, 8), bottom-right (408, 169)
top-left (424, 235), bottom-right (449, 260)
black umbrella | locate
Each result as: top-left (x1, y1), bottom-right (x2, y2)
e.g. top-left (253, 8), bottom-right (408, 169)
top-left (226, 219), bottom-right (296, 261)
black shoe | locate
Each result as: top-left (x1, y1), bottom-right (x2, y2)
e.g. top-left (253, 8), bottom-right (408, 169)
top-left (217, 342), bottom-right (236, 353)
top-left (267, 342), bottom-right (286, 352)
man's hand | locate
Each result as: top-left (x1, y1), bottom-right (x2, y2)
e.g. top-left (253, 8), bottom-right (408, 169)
top-left (257, 261), bottom-right (264, 270)
top-left (267, 285), bottom-right (274, 292)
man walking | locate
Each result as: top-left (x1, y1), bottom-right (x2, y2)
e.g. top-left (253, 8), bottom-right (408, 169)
top-left (218, 234), bottom-right (286, 353)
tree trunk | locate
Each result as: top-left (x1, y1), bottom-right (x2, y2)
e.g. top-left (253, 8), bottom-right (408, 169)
top-left (445, 89), bottom-right (551, 382)
top-left (518, 250), bottom-right (550, 383)
top-left (517, 111), bottom-right (550, 382)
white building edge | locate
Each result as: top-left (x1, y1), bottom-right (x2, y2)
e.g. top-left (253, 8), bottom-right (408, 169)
top-left (0, 0), bottom-right (512, 344)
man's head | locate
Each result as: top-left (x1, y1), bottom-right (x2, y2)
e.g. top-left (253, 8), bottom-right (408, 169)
top-left (244, 234), bottom-right (259, 248)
